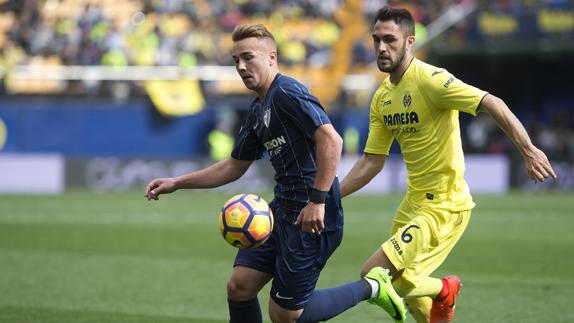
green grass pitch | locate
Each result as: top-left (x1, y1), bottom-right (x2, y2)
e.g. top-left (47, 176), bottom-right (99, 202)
top-left (0, 190), bottom-right (572, 322)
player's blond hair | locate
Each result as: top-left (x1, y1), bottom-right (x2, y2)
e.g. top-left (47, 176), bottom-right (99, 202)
top-left (231, 24), bottom-right (276, 45)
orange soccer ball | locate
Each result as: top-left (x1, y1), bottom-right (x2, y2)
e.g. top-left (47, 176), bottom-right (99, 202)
top-left (219, 194), bottom-right (274, 249)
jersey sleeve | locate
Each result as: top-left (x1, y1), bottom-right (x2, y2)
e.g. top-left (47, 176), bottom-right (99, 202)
top-left (364, 89), bottom-right (393, 155)
top-left (273, 84), bottom-right (331, 138)
top-left (230, 109), bottom-right (265, 161)
top-left (421, 68), bottom-right (488, 116)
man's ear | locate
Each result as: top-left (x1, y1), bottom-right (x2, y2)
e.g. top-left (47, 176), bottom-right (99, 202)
top-left (406, 35), bottom-right (415, 50)
top-left (268, 50), bottom-right (277, 66)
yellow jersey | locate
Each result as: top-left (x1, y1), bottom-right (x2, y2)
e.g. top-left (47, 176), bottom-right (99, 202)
top-left (365, 58), bottom-right (487, 211)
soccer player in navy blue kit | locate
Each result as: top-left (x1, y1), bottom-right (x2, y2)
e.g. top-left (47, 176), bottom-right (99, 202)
top-left (145, 24), bottom-right (406, 323)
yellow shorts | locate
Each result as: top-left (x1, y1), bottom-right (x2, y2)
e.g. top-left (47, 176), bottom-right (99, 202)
top-left (381, 198), bottom-right (471, 287)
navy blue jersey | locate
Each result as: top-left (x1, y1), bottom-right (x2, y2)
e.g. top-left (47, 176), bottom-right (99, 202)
top-left (231, 74), bottom-right (343, 230)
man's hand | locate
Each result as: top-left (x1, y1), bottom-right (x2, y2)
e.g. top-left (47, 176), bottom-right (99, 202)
top-left (523, 145), bottom-right (557, 183)
top-left (295, 203), bottom-right (325, 235)
top-left (145, 177), bottom-right (178, 200)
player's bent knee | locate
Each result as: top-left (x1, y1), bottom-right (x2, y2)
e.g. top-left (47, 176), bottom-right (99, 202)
top-left (269, 298), bottom-right (302, 323)
top-left (227, 278), bottom-right (257, 301)
top-left (268, 309), bottom-right (288, 323)
top-left (269, 309), bottom-right (300, 323)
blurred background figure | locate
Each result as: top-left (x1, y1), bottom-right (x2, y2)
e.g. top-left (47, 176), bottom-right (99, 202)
top-left (0, 0), bottom-right (572, 193)
top-left (208, 107), bottom-right (237, 162)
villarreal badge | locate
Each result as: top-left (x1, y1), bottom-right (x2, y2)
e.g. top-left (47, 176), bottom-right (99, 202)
top-left (403, 92), bottom-right (412, 109)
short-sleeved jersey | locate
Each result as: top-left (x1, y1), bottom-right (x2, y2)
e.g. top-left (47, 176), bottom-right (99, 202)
top-left (365, 58), bottom-right (487, 211)
top-left (231, 74), bottom-right (343, 230)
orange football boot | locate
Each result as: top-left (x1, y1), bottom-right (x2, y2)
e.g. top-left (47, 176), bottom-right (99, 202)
top-left (430, 275), bottom-right (462, 323)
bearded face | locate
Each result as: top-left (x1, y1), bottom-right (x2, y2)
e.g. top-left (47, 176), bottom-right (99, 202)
top-left (372, 20), bottom-right (412, 73)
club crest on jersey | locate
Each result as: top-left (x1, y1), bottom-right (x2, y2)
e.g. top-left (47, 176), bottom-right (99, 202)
top-left (403, 92), bottom-right (412, 109)
top-left (263, 109), bottom-right (271, 128)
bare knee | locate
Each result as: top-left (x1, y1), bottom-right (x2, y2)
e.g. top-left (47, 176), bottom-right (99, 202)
top-left (227, 266), bottom-right (271, 301)
top-left (227, 278), bottom-right (258, 301)
top-left (269, 310), bottom-right (297, 323)
top-left (269, 298), bottom-right (302, 323)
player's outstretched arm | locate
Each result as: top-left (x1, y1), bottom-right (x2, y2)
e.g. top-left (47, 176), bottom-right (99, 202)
top-left (145, 158), bottom-right (253, 200)
top-left (340, 153), bottom-right (387, 197)
top-left (478, 94), bottom-right (557, 183)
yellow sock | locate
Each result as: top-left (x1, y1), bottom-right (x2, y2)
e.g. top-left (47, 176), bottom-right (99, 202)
top-left (392, 277), bottom-right (442, 323)
top-left (392, 276), bottom-right (443, 299)
top-left (405, 296), bottom-right (432, 323)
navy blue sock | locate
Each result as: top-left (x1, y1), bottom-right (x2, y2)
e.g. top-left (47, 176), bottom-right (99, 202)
top-left (297, 279), bottom-right (372, 323)
top-left (228, 298), bottom-right (262, 323)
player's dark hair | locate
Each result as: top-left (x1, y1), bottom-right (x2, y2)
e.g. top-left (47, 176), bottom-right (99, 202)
top-left (232, 24), bottom-right (276, 44)
top-left (373, 6), bottom-right (415, 36)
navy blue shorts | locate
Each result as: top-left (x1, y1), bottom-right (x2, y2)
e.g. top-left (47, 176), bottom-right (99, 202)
top-left (233, 200), bottom-right (343, 310)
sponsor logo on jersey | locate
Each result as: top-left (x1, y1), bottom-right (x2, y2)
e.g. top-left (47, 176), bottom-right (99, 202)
top-left (383, 112), bottom-right (419, 127)
top-left (383, 100), bottom-right (392, 107)
top-left (264, 135), bottom-right (286, 150)
top-left (443, 76), bottom-right (454, 88)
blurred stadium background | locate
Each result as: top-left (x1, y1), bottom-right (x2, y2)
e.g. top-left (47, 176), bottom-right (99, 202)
top-left (0, 0), bottom-right (573, 322)
top-left (0, 0), bottom-right (572, 194)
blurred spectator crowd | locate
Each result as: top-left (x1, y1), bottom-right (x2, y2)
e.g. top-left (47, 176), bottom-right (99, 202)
top-left (0, 0), bottom-right (467, 105)
top-left (0, 0), bottom-right (571, 161)
top-left (464, 108), bottom-right (574, 163)
top-left (0, 0), bottom-right (471, 72)
top-left (1, 0), bottom-right (345, 68)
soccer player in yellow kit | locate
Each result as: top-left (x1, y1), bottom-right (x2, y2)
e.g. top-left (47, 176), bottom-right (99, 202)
top-left (340, 6), bottom-right (557, 323)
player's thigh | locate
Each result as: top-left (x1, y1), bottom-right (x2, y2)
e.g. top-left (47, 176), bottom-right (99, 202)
top-left (228, 265), bottom-right (273, 300)
top-left (270, 217), bottom-right (343, 310)
top-left (360, 199), bottom-right (419, 277)
top-left (383, 208), bottom-right (471, 284)
top-left (388, 198), bottom-right (417, 235)
top-left (229, 221), bottom-right (277, 300)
